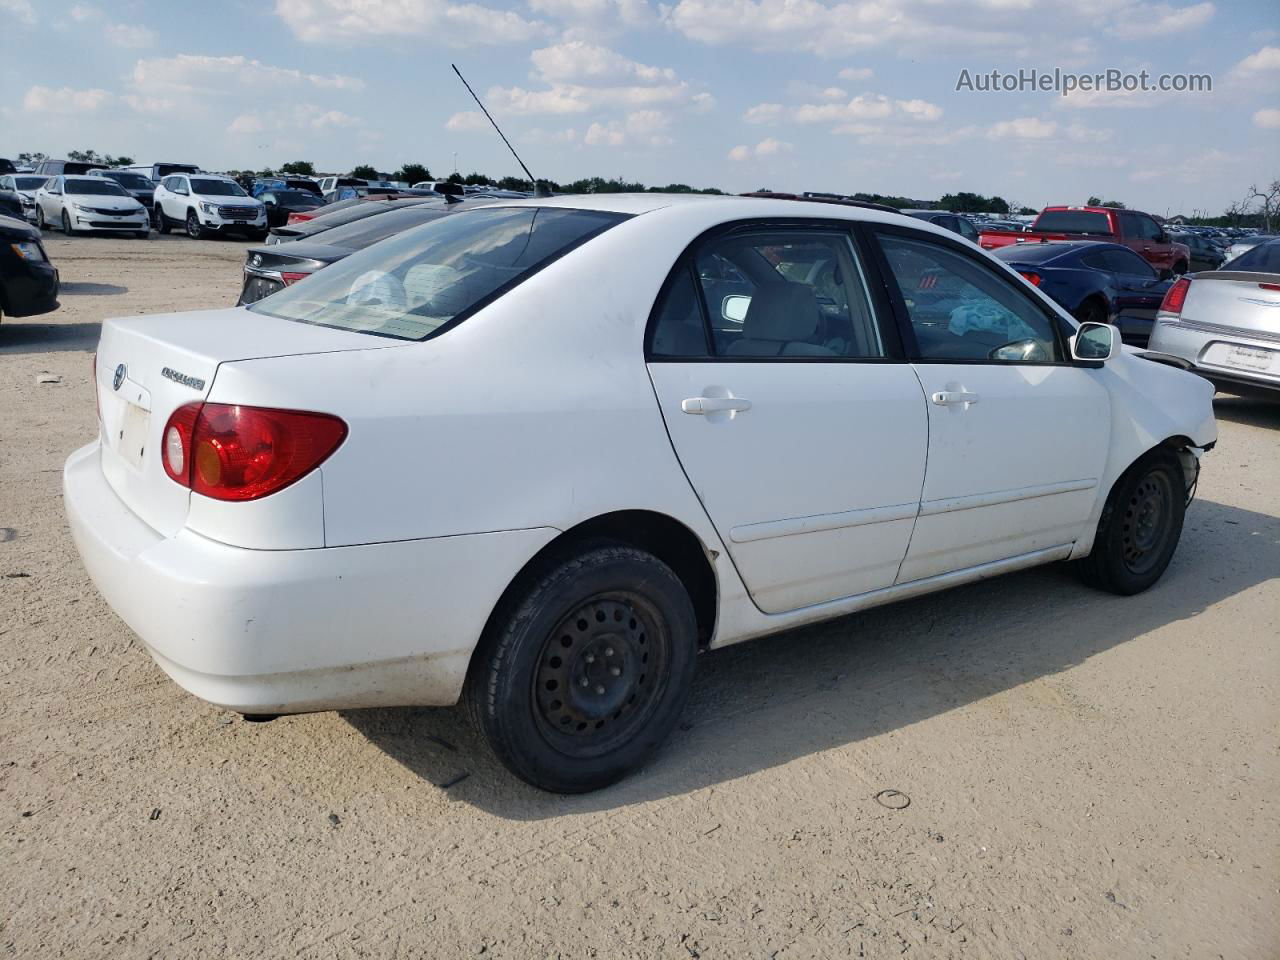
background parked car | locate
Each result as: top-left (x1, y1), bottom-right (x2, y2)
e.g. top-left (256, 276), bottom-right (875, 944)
top-left (32, 159), bottom-right (96, 177)
top-left (260, 189), bottom-right (326, 227)
top-left (1148, 237), bottom-right (1280, 396)
top-left (266, 196), bottom-right (436, 243)
top-left (900, 209), bottom-right (981, 243)
top-left (0, 158), bottom-right (16, 175)
top-left (316, 176), bottom-right (367, 194)
top-left (992, 240), bottom-right (1172, 345)
top-left (251, 177), bottom-right (322, 198)
top-left (34, 176), bottom-right (150, 238)
top-left (1168, 231), bottom-right (1226, 272)
top-left (1224, 235), bottom-right (1279, 264)
top-left (237, 196), bottom-right (495, 303)
top-left (88, 168), bottom-right (156, 216)
top-left (0, 213), bottom-right (58, 322)
top-left (1, 174), bottom-right (51, 222)
top-left (153, 173), bottom-right (267, 240)
top-left (123, 162), bottom-right (201, 182)
top-left (0, 184), bottom-right (25, 221)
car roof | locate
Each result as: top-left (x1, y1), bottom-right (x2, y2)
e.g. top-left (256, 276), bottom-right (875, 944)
top-left (481, 192), bottom-right (935, 230)
top-left (992, 239), bottom-right (1131, 260)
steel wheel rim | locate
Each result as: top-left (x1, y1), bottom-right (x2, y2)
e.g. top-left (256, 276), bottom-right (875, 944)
top-left (531, 591), bottom-right (670, 759)
top-left (1121, 469), bottom-right (1173, 575)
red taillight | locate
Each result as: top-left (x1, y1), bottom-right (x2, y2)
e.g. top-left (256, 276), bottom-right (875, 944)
top-left (286, 212), bottom-right (314, 225)
top-left (1159, 276), bottom-right (1191, 316)
top-left (1019, 271), bottom-right (1042, 287)
top-left (160, 402), bottom-right (347, 501)
top-left (279, 271), bottom-right (309, 286)
top-left (1260, 282), bottom-right (1280, 292)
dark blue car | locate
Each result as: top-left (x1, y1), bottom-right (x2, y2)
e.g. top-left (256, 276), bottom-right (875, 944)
top-left (992, 240), bottom-right (1172, 346)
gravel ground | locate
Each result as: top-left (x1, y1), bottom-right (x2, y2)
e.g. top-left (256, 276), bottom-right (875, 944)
top-left (2, 233), bottom-right (1278, 959)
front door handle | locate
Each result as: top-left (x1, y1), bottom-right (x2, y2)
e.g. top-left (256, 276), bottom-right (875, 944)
top-left (682, 396), bottom-right (752, 415)
top-left (931, 391), bottom-right (980, 406)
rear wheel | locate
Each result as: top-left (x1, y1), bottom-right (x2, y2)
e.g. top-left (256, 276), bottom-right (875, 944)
top-left (467, 543), bottom-right (697, 793)
top-left (1078, 449), bottom-right (1185, 595)
top-left (186, 210), bottom-right (206, 240)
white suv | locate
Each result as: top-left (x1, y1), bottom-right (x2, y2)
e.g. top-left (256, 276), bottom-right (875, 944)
top-left (153, 173), bottom-right (267, 240)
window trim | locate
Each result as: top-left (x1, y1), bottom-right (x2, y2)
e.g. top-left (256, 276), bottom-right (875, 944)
top-left (864, 221), bottom-right (1082, 368)
top-left (644, 217), bottom-right (907, 363)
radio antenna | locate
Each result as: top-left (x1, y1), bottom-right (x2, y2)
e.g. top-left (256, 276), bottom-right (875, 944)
top-left (451, 63), bottom-right (550, 197)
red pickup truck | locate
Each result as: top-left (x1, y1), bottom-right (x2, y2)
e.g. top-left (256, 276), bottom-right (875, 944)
top-left (980, 206), bottom-right (1190, 277)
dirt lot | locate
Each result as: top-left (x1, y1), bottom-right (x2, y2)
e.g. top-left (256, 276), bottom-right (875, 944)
top-left (2, 233), bottom-right (1278, 959)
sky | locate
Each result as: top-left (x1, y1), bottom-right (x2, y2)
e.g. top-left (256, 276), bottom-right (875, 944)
top-left (1, 0), bottom-right (1277, 215)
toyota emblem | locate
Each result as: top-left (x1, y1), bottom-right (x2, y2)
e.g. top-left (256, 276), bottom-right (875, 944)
top-left (112, 363), bottom-right (126, 391)
top-left (251, 254), bottom-right (262, 267)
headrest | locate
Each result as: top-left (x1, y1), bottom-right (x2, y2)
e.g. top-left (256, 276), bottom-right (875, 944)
top-left (742, 282), bottom-right (820, 342)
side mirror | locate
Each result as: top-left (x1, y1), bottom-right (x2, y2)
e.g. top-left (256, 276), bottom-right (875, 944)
top-left (1073, 322), bottom-right (1119, 364)
top-left (722, 294), bottom-right (751, 323)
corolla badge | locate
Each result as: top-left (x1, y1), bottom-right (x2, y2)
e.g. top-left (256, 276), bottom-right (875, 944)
top-left (161, 367), bottom-right (206, 391)
top-left (112, 363), bottom-right (126, 391)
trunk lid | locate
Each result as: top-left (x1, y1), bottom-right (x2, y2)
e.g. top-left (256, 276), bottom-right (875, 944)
top-left (94, 306), bottom-right (402, 536)
top-left (1182, 271), bottom-right (1280, 339)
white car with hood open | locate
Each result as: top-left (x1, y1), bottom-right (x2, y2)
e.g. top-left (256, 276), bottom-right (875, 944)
top-left (65, 194), bottom-right (1216, 792)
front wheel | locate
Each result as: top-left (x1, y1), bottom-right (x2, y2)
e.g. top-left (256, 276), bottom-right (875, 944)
top-left (185, 210), bottom-right (206, 240)
top-left (35, 206), bottom-right (46, 230)
top-left (154, 207), bottom-right (170, 234)
top-left (61, 210), bottom-right (73, 234)
top-left (1078, 449), bottom-right (1186, 595)
top-left (1073, 298), bottom-right (1106, 327)
top-left (467, 543), bottom-right (698, 793)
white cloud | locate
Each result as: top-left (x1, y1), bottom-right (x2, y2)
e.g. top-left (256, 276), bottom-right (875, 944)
top-left (486, 42), bottom-right (698, 119)
top-left (584, 109), bottom-right (672, 146)
top-left (1, 0), bottom-right (36, 23)
top-left (122, 94), bottom-right (175, 114)
top-left (275, 0), bottom-right (550, 45)
top-left (445, 111), bottom-right (490, 131)
top-left (1064, 122), bottom-right (1112, 142)
top-left (988, 117), bottom-right (1057, 139)
top-left (22, 85), bottom-right (112, 114)
top-left (897, 98), bottom-right (942, 121)
top-left (744, 102), bottom-right (784, 124)
top-left (1111, 1), bottom-right (1214, 36)
top-left (727, 137), bottom-right (793, 160)
top-left (228, 113), bottom-right (266, 135)
top-left (528, 0), bottom-right (653, 38)
top-left (69, 3), bottom-right (96, 20)
top-left (1254, 108), bottom-right (1280, 129)
top-left (131, 54), bottom-right (364, 94)
top-left (310, 109), bottom-right (358, 129)
top-left (1232, 45), bottom-right (1280, 76)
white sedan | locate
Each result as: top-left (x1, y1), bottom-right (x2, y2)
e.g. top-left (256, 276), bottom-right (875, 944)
top-left (65, 195), bottom-right (1216, 792)
top-left (34, 175), bottom-right (150, 237)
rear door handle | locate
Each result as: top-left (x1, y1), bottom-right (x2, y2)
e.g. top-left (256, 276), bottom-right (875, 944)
top-left (682, 396), bottom-right (752, 415)
top-left (931, 391), bottom-right (979, 406)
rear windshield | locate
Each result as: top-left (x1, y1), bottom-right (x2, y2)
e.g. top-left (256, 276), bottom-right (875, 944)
top-left (191, 178), bottom-right (248, 197)
top-left (1225, 241), bottom-right (1280, 273)
top-left (313, 206), bottom-right (450, 249)
top-left (249, 206), bottom-right (626, 340)
top-left (99, 171), bottom-right (153, 189)
top-left (65, 179), bottom-right (129, 196)
top-left (14, 176), bottom-right (47, 190)
top-left (1034, 211), bottom-right (1113, 236)
top-left (992, 243), bottom-right (1071, 264)
top-left (155, 164), bottom-right (199, 178)
top-left (275, 190), bottom-right (323, 208)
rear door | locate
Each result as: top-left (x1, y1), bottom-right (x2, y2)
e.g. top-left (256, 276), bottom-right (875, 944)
top-left (646, 222), bottom-right (929, 614)
top-left (869, 225), bottom-right (1110, 583)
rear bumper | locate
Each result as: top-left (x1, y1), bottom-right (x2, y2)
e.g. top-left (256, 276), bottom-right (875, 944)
top-left (1148, 319), bottom-right (1280, 393)
top-left (64, 441), bottom-right (557, 713)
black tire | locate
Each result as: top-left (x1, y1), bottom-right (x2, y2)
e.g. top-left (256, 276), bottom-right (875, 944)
top-left (135, 230), bottom-right (151, 239)
top-left (154, 206), bottom-right (170, 234)
top-left (1078, 448), bottom-right (1185, 595)
top-left (467, 542), bottom-right (698, 793)
top-left (251, 229), bottom-right (269, 242)
top-left (61, 210), bottom-right (72, 235)
top-left (1073, 298), bottom-right (1106, 327)
top-left (1171, 260), bottom-right (1188, 277)
top-left (186, 210), bottom-right (206, 240)
top-left (35, 206), bottom-right (46, 231)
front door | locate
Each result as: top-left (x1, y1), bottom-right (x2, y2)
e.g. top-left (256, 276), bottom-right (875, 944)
top-left (871, 228), bottom-right (1111, 583)
top-left (646, 224), bottom-right (929, 614)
